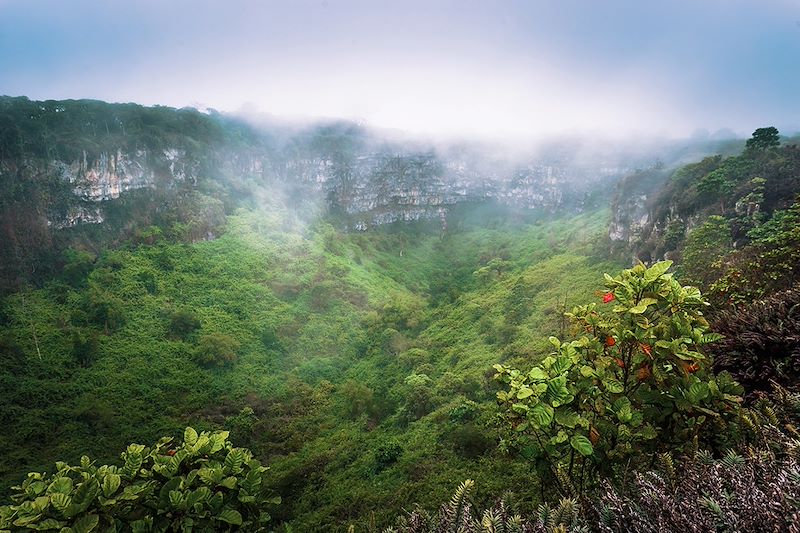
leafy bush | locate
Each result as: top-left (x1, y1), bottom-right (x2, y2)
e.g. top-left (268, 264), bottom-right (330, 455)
top-left (194, 333), bottom-right (240, 368)
top-left (70, 327), bottom-right (100, 368)
top-left (373, 440), bottom-right (404, 473)
top-left (680, 215), bottom-right (731, 287)
top-left (0, 427), bottom-right (279, 531)
top-left (595, 385), bottom-right (800, 532)
top-left (709, 285), bottom-right (800, 396)
top-left (167, 309), bottom-right (201, 340)
top-left (388, 388), bottom-right (800, 533)
top-left (709, 198), bottom-right (800, 305)
top-left (494, 261), bottom-right (742, 495)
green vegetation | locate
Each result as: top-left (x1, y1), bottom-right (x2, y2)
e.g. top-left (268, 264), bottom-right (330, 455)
top-left (0, 427), bottom-right (279, 531)
top-left (494, 261), bottom-right (742, 498)
top-left (2, 102), bottom-right (800, 531)
top-left (0, 201), bottom-right (617, 530)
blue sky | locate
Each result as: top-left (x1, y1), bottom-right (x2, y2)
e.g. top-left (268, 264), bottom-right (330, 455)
top-left (1, 0), bottom-right (798, 140)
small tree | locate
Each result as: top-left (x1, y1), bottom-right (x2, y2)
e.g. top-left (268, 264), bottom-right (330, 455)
top-left (745, 126), bottom-right (780, 154)
top-left (680, 216), bottom-right (732, 287)
top-left (168, 308), bottom-right (201, 340)
top-left (494, 262), bottom-right (742, 497)
top-left (195, 333), bottom-right (240, 368)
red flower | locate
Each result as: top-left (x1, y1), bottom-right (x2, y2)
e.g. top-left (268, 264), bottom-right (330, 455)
top-left (603, 292), bottom-right (615, 304)
top-left (606, 336), bottom-right (616, 347)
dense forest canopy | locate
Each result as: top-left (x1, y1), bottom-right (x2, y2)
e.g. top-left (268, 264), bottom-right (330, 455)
top-left (1, 98), bottom-right (799, 531)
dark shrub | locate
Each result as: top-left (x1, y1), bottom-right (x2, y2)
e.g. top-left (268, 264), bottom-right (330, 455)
top-left (710, 285), bottom-right (800, 396)
top-left (168, 308), bottom-right (201, 339)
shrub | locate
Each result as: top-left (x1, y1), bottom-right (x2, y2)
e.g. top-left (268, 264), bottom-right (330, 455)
top-left (709, 285), bottom-right (800, 396)
top-left (373, 440), bottom-right (404, 473)
top-left (70, 327), bottom-right (100, 368)
top-left (388, 388), bottom-right (800, 532)
top-left (402, 373), bottom-right (435, 420)
top-left (168, 308), bottom-right (201, 340)
top-left (494, 261), bottom-right (742, 496)
top-left (84, 288), bottom-right (126, 333)
top-left (0, 427), bottom-right (279, 531)
top-left (195, 333), bottom-right (240, 368)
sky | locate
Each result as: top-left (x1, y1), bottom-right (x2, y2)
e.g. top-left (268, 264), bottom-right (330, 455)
top-left (1, 0), bottom-right (799, 141)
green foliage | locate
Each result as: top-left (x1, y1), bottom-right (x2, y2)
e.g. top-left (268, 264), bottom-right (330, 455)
top-left (0, 428), bottom-right (278, 531)
top-left (194, 333), bottom-right (240, 368)
top-left (680, 215), bottom-right (731, 286)
top-left (0, 206), bottom-right (618, 531)
top-left (61, 250), bottom-right (96, 288)
top-left (83, 288), bottom-right (126, 333)
top-left (373, 441), bottom-right (404, 473)
top-left (745, 126), bottom-right (780, 154)
top-left (494, 261), bottom-right (742, 495)
top-left (70, 328), bottom-right (100, 368)
top-left (708, 198), bottom-right (800, 304)
top-left (168, 309), bottom-right (201, 340)
top-left (623, 130), bottom-right (799, 266)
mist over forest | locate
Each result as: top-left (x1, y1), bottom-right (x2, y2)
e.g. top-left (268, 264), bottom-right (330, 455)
top-left (1, 1), bottom-right (800, 532)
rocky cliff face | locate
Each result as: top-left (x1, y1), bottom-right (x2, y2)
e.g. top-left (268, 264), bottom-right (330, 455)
top-left (42, 148), bottom-right (199, 228)
top-left (254, 149), bottom-right (627, 229)
top-left (39, 145), bottom-right (627, 231)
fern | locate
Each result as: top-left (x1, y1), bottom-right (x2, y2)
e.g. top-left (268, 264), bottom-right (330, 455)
top-left (446, 479), bottom-right (475, 533)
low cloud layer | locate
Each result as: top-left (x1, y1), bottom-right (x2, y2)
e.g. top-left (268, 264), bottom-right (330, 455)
top-left (1, 0), bottom-right (798, 141)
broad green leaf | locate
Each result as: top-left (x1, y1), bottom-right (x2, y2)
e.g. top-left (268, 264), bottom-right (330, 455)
top-left (616, 404), bottom-right (633, 423)
top-left (70, 478), bottom-right (99, 514)
top-left (72, 513), bottom-right (99, 533)
top-left (552, 355), bottom-right (573, 374)
top-left (527, 367), bottom-right (548, 380)
top-left (603, 379), bottom-right (624, 394)
top-left (184, 427), bottom-right (199, 446)
top-left (550, 430), bottom-right (569, 445)
top-left (208, 492), bottom-right (224, 513)
top-left (686, 382), bottom-right (710, 403)
top-left (554, 409), bottom-right (580, 428)
top-left (529, 403), bottom-right (554, 428)
top-left (158, 477), bottom-right (181, 508)
top-left (629, 299), bottom-right (657, 314)
top-left (130, 518), bottom-right (154, 533)
top-left (546, 376), bottom-right (572, 406)
top-left (645, 261), bottom-right (672, 281)
top-left (219, 477), bottom-right (237, 489)
top-left (217, 509), bottom-right (243, 526)
top-left (33, 495), bottom-right (49, 511)
top-left (516, 386), bottom-right (534, 400)
top-left (50, 492), bottom-right (71, 514)
top-left (168, 490), bottom-right (186, 509)
top-left (48, 477), bottom-right (73, 495)
top-left (29, 517), bottom-right (64, 530)
top-left (198, 468), bottom-right (223, 485)
top-left (701, 333), bottom-right (724, 344)
top-left (101, 474), bottom-right (121, 498)
top-left (570, 435), bottom-right (594, 457)
top-left (511, 403), bottom-right (530, 414)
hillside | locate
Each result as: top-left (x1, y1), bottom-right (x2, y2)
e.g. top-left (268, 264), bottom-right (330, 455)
top-left (2, 99), bottom-right (800, 531)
